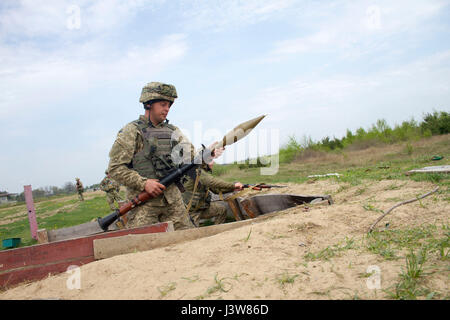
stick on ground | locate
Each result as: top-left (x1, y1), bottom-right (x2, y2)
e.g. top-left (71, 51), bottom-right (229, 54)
top-left (368, 186), bottom-right (439, 233)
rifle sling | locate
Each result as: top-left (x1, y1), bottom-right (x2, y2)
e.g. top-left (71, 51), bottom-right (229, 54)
top-left (185, 168), bottom-right (202, 227)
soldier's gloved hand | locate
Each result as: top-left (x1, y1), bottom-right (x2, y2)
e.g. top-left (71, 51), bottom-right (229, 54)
top-left (208, 142), bottom-right (225, 159)
top-left (213, 147), bottom-right (225, 159)
top-left (144, 179), bottom-right (166, 197)
top-left (234, 182), bottom-right (244, 191)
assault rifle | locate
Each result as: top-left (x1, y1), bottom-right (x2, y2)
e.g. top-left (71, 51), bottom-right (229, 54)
top-left (242, 183), bottom-right (287, 191)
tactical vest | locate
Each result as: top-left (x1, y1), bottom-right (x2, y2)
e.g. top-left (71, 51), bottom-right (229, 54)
top-left (131, 119), bottom-right (179, 179)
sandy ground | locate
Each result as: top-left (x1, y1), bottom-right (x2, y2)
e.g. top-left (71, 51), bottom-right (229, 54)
top-left (0, 179), bottom-right (448, 300)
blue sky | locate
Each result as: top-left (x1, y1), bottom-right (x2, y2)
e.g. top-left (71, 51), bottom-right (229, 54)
top-left (1, 0), bottom-right (449, 193)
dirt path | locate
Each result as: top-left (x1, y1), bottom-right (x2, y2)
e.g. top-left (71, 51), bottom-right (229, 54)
top-left (0, 180), bottom-right (448, 300)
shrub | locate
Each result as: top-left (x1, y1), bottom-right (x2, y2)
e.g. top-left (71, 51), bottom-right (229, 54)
top-left (420, 110), bottom-right (450, 135)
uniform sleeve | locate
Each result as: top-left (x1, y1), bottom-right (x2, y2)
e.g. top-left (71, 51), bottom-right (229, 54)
top-left (99, 178), bottom-right (106, 191)
top-left (199, 170), bottom-right (235, 194)
top-left (107, 123), bottom-right (147, 191)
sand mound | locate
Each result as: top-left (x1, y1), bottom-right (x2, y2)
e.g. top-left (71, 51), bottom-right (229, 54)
top-left (1, 179), bottom-right (448, 300)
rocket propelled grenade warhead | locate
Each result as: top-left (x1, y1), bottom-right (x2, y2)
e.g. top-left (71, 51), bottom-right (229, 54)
top-left (212, 114), bottom-right (266, 150)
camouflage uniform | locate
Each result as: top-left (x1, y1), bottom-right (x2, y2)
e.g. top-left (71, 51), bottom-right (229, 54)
top-left (107, 82), bottom-right (195, 230)
top-left (182, 168), bottom-right (235, 226)
top-left (75, 178), bottom-right (84, 201)
top-left (100, 174), bottom-right (122, 210)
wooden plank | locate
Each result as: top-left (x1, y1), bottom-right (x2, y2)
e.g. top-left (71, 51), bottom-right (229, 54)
top-left (405, 165), bottom-right (450, 175)
top-left (24, 185), bottom-right (38, 240)
top-left (0, 257), bottom-right (94, 289)
top-left (94, 211), bottom-right (282, 260)
top-left (0, 222), bottom-right (171, 271)
top-left (46, 220), bottom-right (117, 243)
top-left (0, 222), bottom-right (172, 288)
top-left (226, 198), bottom-right (245, 220)
top-left (37, 229), bottom-right (49, 244)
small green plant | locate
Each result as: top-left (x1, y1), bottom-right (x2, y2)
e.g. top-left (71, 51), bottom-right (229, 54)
top-left (244, 228), bottom-right (252, 242)
top-left (405, 143), bottom-right (414, 155)
top-left (157, 282), bottom-right (177, 297)
top-left (206, 273), bottom-right (232, 296)
top-left (181, 275), bottom-right (200, 283)
top-left (358, 270), bottom-right (376, 278)
top-left (265, 232), bottom-right (288, 239)
top-left (385, 183), bottom-right (405, 191)
top-left (276, 272), bottom-right (299, 288)
top-left (386, 249), bottom-right (428, 300)
top-left (363, 203), bottom-right (383, 213)
top-left (304, 237), bottom-right (356, 261)
top-left (410, 173), bottom-right (444, 183)
top-left (355, 187), bottom-right (367, 196)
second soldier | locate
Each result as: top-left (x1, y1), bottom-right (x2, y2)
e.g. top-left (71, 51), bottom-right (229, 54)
top-left (100, 170), bottom-right (123, 211)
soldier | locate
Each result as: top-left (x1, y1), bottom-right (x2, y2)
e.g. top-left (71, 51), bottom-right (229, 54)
top-left (107, 82), bottom-right (196, 230)
top-left (100, 170), bottom-right (123, 210)
top-left (75, 178), bottom-right (84, 201)
top-left (183, 161), bottom-right (243, 226)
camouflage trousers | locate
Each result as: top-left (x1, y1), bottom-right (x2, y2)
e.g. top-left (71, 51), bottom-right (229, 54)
top-left (190, 201), bottom-right (228, 227)
top-left (126, 192), bottom-right (195, 231)
top-left (105, 190), bottom-right (122, 211)
top-left (77, 191), bottom-right (84, 201)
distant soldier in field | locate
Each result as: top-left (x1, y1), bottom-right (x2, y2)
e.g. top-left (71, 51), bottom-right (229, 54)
top-left (100, 170), bottom-right (123, 210)
top-left (183, 159), bottom-right (243, 226)
top-left (75, 178), bottom-right (84, 201)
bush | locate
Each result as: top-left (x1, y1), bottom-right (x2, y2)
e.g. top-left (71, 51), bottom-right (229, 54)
top-left (420, 110), bottom-right (450, 135)
top-left (237, 157), bottom-right (269, 170)
top-left (279, 135), bottom-right (303, 163)
top-left (275, 109), bottom-right (448, 164)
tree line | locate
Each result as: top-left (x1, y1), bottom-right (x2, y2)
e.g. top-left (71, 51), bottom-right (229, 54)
top-left (279, 110), bottom-right (449, 163)
top-left (13, 182), bottom-right (101, 202)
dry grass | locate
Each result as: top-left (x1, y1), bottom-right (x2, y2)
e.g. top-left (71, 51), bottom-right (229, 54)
top-left (293, 134), bottom-right (449, 166)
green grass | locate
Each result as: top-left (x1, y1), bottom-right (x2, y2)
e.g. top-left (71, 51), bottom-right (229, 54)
top-left (0, 194), bottom-right (112, 249)
top-left (37, 196), bottom-right (111, 230)
top-left (386, 249), bottom-right (437, 300)
top-left (304, 237), bottom-right (357, 261)
top-left (212, 135), bottom-right (449, 191)
top-left (196, 273), bottom-right (232, 299)
top-left (365, 224), bottom-right (449, 299)
top-left (365, 225), bottom-right (449, 260)
top-left (276, 272), bottom-right (299, 287)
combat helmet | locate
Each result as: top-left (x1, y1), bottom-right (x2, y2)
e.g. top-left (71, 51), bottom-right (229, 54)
top-left (139, 82), bottom-right (178, 104)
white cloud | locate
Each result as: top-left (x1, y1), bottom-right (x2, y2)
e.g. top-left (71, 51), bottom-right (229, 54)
top-left (0, 33), bottom-right (188, 118)
top-left (0, 0), bottom-right (68, 38)
top-left (179, 0), bottom-right (296, 31)
top-left (268, 0), bottom-right (448, 59)
top-left (0, 0), bottom-right (163, 38)
top-left (246, 50), bottom-right (450, 141)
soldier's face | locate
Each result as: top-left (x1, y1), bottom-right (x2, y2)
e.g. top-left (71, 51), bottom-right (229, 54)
top-left (149, 100), bottom-right (171, 124)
